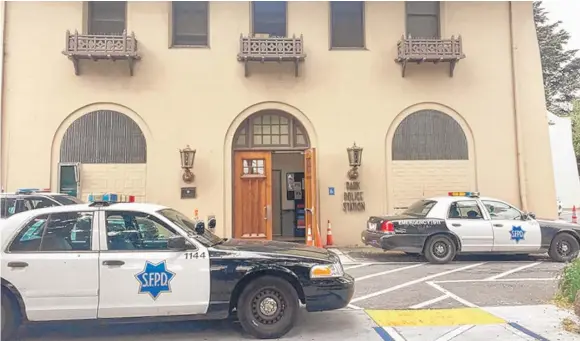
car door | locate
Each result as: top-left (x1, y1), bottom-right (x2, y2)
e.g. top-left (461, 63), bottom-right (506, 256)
top-left (480, 199), bottom-right (541, 252)
top-left (97, 209), bottom-right (210, 319)
top-left (2, 210), bottom-right (99, 321)
top-left (445, 199), bottom-right (494, 252)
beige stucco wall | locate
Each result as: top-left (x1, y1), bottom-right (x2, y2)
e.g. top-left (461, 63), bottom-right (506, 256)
top-left (0, 1), bottom-right (557, 245)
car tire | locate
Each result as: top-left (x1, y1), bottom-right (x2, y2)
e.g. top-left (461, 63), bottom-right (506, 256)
top-left (424, 235), bottom-right (456, 264)
top-left (1, 290), bottom-right (21, 341)
top-left (548, 233), bottom-right (580, 263)
top-left (237, 275), bottom-right (300, 339)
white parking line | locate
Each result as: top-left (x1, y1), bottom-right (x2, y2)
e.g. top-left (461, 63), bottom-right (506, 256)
top-left (434, 325), bottom-right (475, 341)
top-left (383, 327), bottom-right (407, 341)
top-left (343, 263), bottom-right (371, 271)
top-left (350, 262), bottom-right (486, 303)
top-left (355, 263), bottom-right (425, 282)
top-left (410, 294), bottom-right (450, 309)
top-left (484, 262), bottom-right (542, 280)
top-left (433, 277), bottom-right (556, 284)
top-left (426, 281), bottom-right (478, 308)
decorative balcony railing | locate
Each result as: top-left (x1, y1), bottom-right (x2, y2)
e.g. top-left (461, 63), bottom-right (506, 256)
top-left (395, 35), bottom-right (466, 77)
top-left (62, 30), bottom-right (141, 76)
top-left (237, 34), bottom-right (307, 77)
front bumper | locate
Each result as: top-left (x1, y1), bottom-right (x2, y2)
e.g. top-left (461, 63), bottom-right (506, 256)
top-left (361, 230), bottom-right (425, 253)
top-left (303, 274), bottom-right (355, 312)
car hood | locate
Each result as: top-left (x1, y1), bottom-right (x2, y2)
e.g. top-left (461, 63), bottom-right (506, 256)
top-left (210, 238), bottom-right (337, 263)
top-left (537, 218), bottom-right (580, 230)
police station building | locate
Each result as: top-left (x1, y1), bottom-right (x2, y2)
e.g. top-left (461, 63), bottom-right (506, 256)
top-left (0, 1), bottom-right (558, 245)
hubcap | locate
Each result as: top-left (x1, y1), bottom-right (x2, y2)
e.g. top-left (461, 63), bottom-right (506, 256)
top-left (251, 289), bottom-right (286, 325)
top-left (558, 241), bottom-right (571, 256)
top-left (433, 242), bottom-right (448, 258)
top-left (259, 297), bottom-right (278, 316)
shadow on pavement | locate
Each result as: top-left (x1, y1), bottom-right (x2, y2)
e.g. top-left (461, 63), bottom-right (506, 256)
top-left (346, 251), bottom-right (552, 263)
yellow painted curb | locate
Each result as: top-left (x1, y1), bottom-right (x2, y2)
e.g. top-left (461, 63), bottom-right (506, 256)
top-left (365, 308), bottom-right (505, 327)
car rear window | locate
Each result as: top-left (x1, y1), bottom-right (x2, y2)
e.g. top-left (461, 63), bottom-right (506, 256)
top-left (51, 195), bottom-right (84, 205)
top-left (0, 197), bottom-right (17, 218)
top-left (402, 200), bottom-right (437, 218)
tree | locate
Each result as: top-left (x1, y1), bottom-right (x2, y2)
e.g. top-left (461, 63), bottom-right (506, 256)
top-left (571, 99), bottom-right (580, 158)
top-left (534, 1), bottom-right (580, 116)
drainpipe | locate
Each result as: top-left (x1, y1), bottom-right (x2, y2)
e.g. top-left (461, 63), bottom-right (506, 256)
top-left (508, 1), bottom-right (529, 210)
top-left (0, 1), bottom-right (6, 192)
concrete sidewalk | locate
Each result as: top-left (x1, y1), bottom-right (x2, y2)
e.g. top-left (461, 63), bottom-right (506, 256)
top-left (369, 305), bottom-right (580, 341)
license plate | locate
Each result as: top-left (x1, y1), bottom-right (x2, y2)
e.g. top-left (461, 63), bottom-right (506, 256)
top-left (368, 222), bottom-right (377, 231)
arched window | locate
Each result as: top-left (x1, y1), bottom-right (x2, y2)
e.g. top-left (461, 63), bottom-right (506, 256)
top-left (392, 110), bottom-right (468, 160)
top-left (60, 110), bottom-right (147, 163)
top-left (234, 110), bottom-right (310, 150)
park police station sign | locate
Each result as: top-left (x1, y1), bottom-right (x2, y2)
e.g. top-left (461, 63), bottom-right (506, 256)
top-left (343, 181), bottom-right (365, 212)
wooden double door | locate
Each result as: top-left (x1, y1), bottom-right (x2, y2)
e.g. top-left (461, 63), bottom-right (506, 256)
top-left (233, 149), bottom-right (319, 242)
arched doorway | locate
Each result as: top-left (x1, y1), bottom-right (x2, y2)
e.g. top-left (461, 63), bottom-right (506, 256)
top-left (232, 109), bottom-right (314, 242)
top-left (58, 109), bottom-right (147, 201)
top-left (388, 109), bottom-right (475, 211)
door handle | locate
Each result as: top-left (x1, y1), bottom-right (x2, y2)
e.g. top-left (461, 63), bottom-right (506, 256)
top-left (7, 261), bottom-right (28, 268)
top-left (493, 224), bottom-right (504, 227)
top-left (264, 206), bottom-right (268, 220)
top-left (452, 223), bottom-right (461, 227)
top-left (102, 260), bottom-right (125, 266)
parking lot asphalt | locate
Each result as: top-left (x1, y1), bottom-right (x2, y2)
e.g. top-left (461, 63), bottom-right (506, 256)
top-left (14, 252), bottom-right (579, 341)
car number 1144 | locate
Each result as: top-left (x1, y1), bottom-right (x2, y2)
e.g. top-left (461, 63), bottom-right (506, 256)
top-left (184, 251), bottom-right (206, 259)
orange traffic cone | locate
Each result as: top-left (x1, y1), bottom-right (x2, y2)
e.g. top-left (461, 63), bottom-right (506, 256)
top-left (573, 206), bottom-right (578, 224)
top-left (325, 220), bottom-right (334, 247)
top-left (306, 227), bottom-right (314, 246)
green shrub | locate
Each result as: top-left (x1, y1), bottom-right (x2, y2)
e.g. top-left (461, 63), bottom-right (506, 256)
top-left (557, 259), bottom-right (580, 304)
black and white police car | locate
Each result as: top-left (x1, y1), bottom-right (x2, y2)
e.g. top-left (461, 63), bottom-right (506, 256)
top-left (0, 194), bottom-right (354, 341)
top-left (0, 188), bottom-right (84, 219)
top-left (361, 192), bottom-right (580, 264)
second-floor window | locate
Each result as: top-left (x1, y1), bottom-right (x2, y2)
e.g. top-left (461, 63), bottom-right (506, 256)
top-left (87, 1), bottom-right (127, 35)
top-left (330, 1), bottom-right (365, 49)
top-left (252, 1), bottom-right (287, 37)
top-left (406, 1), bottom-right (440, 38)
top-left (172, 1), bottom-right (209, 46)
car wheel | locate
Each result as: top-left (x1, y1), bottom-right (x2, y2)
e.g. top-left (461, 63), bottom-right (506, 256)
top-left (549, 233), bottom-right (580, 262)
top-left (424, 235), bottom-right (456, 264)
top-left (237, 275), bottom-right (299, 339)
top-left (1, 290), bottom-right (21, 341)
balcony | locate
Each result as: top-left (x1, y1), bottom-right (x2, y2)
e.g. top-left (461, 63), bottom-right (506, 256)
top-left (62, 30), bottom-right (141, 76)
top-left (395, 35), bottom-right (466, 77)
top-left (237, 34), bottom-right (307, 77)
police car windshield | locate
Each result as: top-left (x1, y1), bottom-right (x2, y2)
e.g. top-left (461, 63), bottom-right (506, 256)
top-left (51, 195), bottom-right (84, 205)
top-left (402, 200), bottom-right (437, 218)
top-left (157, 208), bottom-right (222, 246)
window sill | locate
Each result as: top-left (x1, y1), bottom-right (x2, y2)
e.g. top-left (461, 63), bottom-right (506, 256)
top-left (329, 47), bottom-right (368, 51)
top-left (169, 44), bottom-right (210, 49)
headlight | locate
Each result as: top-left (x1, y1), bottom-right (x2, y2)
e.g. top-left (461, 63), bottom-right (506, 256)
top-left (310, 262), bottom-right (344, 279)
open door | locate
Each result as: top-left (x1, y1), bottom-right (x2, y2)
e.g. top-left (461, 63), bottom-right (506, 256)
top-left (58, 162), bottom-right (80, 198)
top-left (304, 148), bottom-right (320, 246)
top-left (234, 151), bottom-right (273, 240)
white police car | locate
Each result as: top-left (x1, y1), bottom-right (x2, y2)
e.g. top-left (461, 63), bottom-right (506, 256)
top-left (361, 192), bottom-right (580, 264)
top-left (0, 194), bottom-right (354, 340)
top-left (0, 188), bottom-right (84, 219)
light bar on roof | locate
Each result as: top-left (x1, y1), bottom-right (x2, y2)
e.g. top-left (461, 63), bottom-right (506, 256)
top-left (16, 188), bottom-right (51, 194)
top-left (448, 191), bottom-right (480, 198)
top-left (87, 193), bottom-right (135, 203)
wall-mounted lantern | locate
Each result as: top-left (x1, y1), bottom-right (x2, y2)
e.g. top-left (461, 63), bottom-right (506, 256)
top-left (180, 145), bottom-right (196, 183)
top-left (346, 142), bottom-right (363, 180)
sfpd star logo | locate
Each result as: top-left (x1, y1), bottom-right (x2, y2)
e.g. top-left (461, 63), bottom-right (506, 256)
top-left (509, 225), bottom-right (526, 243)
top-left (135, 261), bottom-right (176, 300)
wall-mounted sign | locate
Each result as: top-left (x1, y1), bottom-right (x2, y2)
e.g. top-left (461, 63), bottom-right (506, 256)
top-left (181, 187), bottom-right (197, 199)
top-left (329, 187), bottom-right (335, 196)
top-left (343, 181), bottom-right (365, 212)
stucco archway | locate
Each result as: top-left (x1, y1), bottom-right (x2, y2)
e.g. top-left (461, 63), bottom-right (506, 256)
top-left (222, 102), bottom-right (318, 239)
top-left (50, 103), bottom-right (152, 201)
top-left (385, 102), bottom-right (478, 212)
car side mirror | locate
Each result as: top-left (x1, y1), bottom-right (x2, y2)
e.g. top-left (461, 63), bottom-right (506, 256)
top-left (167, 235), bottom-right (188, 250)
top-left (528, 212), bottom-right (536, 220)
top-left (208, 218), bottom-right (216, 230)
top-left (195, 221), bottom-right (205, 235)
